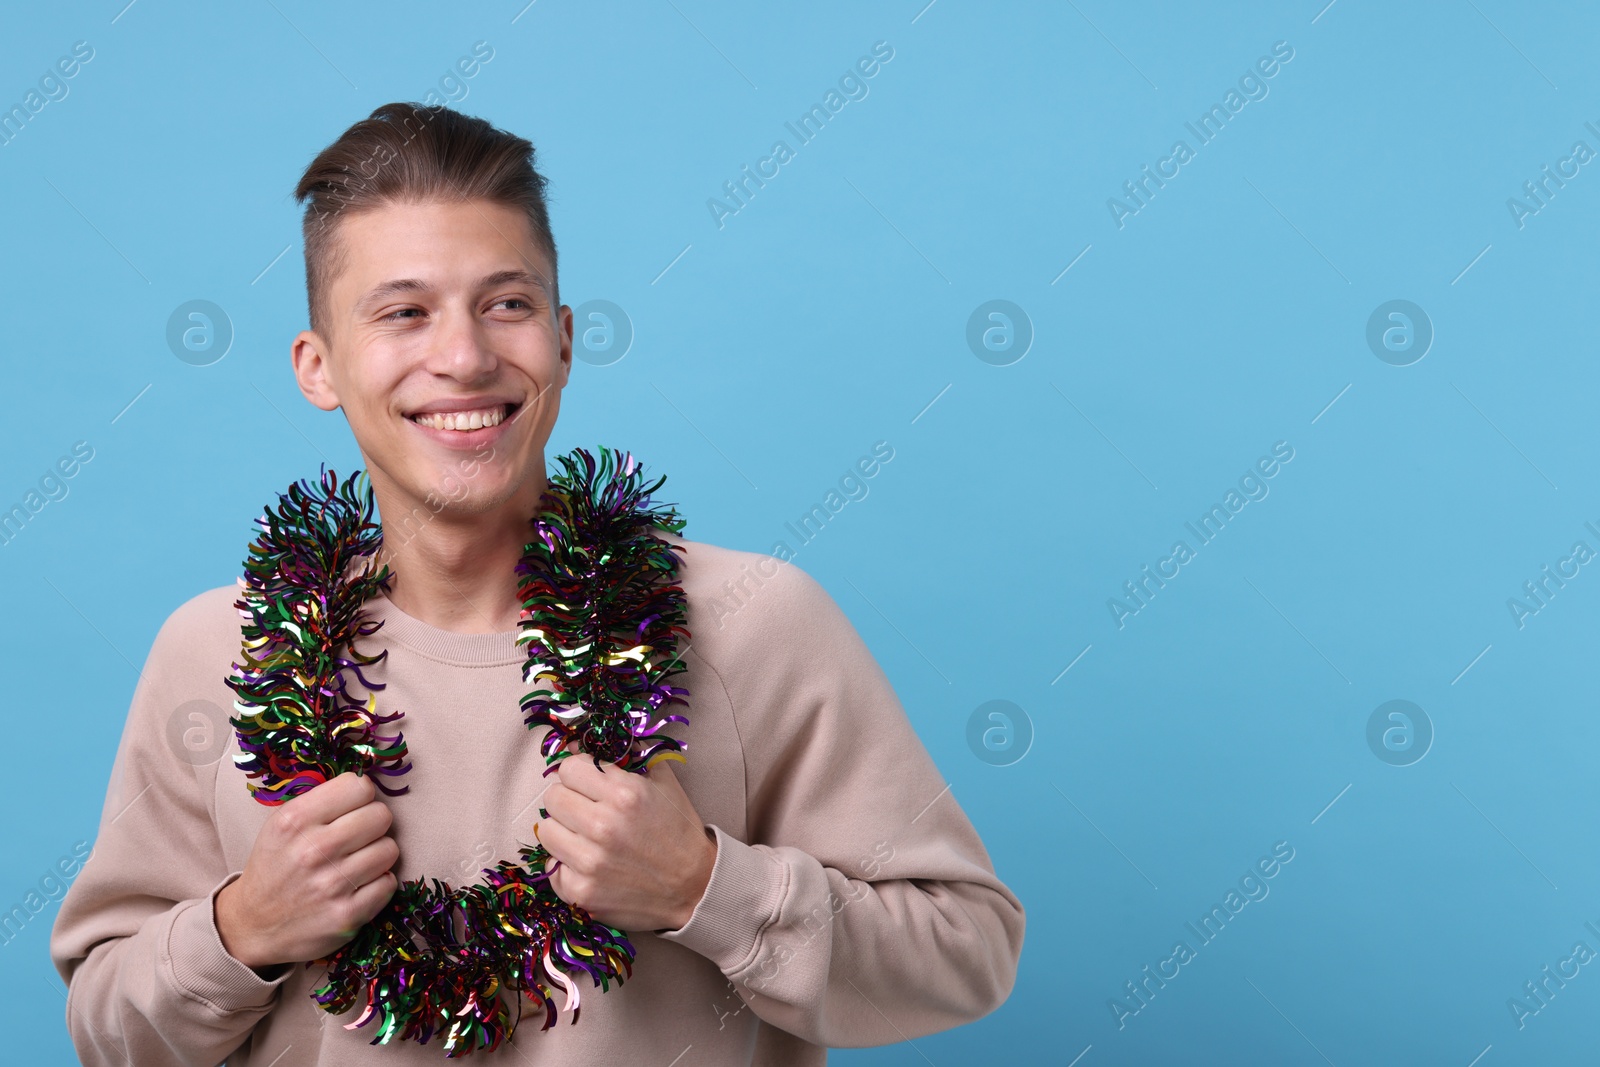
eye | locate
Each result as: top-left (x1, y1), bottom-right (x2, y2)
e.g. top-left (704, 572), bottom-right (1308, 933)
top-left (492, 297), bottom-right (532, 312)
top-left (381, 307), bottom-right (424, 322)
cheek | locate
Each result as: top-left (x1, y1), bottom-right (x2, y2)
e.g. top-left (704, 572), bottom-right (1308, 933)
top-left (343, 344), bottom-right (415, 420)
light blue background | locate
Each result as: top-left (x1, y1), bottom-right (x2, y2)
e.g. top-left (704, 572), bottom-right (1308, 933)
top-left (3, 1), bottom-right (1597, 1063)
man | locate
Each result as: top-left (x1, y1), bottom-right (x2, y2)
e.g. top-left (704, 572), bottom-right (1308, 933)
top-left (50, 102), bottom-right (1024, 1065)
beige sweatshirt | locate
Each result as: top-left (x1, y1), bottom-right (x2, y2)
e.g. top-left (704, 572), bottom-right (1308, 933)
top-left (50, 529), bottom-right (1024, 1065)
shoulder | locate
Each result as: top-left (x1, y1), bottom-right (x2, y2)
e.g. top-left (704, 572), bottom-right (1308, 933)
top-left (163, 581), bottom-right (243, 633)
top-left (653, 529), bottom-right (861, 682)
top-left (655, 529), bottom-right (839, 647)
top-left (107, 583), bottom-right (247, 788)
top-left (145, 582), bottom-right (245, 668)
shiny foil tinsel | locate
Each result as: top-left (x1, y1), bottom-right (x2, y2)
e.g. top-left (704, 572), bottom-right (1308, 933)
top-left (225, 446), bottom-right (691, 1056)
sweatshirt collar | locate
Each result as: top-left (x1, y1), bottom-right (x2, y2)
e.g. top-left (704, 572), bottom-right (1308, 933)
top-left (363, 590), bottom-right (525, 667)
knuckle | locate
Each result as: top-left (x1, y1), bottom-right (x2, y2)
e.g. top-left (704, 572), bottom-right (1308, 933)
top-left (276, 805), bottom-right (307, 836)
top-left (578, 840), bottom-right (608, 875)
top-left (287, 836), bottom-right (319, 872)
top-left (310, 868), bottom-right (341, 903)
top-left (567, 873), bottom-right (593, 904)
top-left (335, 898), bottom-right (367, 931)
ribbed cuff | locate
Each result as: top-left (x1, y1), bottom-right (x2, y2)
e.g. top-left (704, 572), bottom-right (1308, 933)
top-left (163, 872), bottom-right (292, 1011)
top-left (654, 823), bottom-right (787, 974)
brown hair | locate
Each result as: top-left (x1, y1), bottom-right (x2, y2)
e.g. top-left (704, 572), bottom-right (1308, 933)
top-left (293, 101), bottom-right (559, 336)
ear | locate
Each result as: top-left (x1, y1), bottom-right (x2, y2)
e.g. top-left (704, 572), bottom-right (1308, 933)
top-left (291, 329), bottom-right (341, 411)
top-left (556, 304), bottom-right (573, 388)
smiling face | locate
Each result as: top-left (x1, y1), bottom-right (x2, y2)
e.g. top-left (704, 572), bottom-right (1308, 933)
top-left (290, 198), bottom-right (572, 524)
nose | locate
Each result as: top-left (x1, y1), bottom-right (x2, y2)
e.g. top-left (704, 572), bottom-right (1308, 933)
top-left (427, 305), bottom-right (498, 381)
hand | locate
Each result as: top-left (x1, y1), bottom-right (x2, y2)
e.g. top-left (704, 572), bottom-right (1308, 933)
top-left (215, 771), bottom-right (400, 972)
top-left (534, 750), bottom-right (716, 932)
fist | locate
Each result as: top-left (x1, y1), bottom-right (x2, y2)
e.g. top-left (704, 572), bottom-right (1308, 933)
top-left (216, 771), bottom-right (400, 972)
top-left (534, 753), bottom-right (716, 932)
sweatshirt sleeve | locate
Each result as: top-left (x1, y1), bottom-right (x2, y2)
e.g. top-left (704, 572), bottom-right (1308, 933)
top-left (656, 558), bottom-right (1026, 1047)
top-left (49, 588), bottom-right (294, 1067)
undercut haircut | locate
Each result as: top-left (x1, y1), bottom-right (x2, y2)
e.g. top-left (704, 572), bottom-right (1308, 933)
top-left (292, 102), bottom-right (559, 336)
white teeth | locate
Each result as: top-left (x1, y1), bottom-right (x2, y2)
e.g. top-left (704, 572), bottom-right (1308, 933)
top-left (411, 406), bottom-right (506, 431)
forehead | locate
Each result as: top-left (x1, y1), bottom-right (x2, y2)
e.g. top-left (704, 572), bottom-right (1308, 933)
top-left (327, 198), bottom-right (551, 299)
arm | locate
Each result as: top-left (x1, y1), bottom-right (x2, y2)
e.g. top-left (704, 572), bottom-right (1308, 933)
top-left (49, 589), bottom-right (294, 1067)
top-left (657, 560), bottom-right (1026, 1047)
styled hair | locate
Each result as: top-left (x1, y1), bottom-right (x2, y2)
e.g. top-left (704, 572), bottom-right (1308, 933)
top-left (292, 102), bottom-right (559, 335)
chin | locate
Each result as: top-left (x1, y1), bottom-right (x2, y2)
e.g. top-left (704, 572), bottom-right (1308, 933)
top-left (362, 417), bottom-right (546, 512)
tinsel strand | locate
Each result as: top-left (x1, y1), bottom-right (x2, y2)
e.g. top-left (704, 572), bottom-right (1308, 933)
top-left (225, 447), bottom-right (690, 1057)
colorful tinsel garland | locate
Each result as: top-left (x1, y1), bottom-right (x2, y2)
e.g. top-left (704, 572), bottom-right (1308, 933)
top-left (225, 446), bottom-right (691, 1057)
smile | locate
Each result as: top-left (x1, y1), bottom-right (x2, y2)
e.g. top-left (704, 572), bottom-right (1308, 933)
top-left (404, 400), bottom-right (521, 434)
top-left (409, 405), bottom-right (510, 431)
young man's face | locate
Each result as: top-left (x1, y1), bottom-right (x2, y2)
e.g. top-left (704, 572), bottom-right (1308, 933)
top-left (291, 198), bottom-right (572, 518)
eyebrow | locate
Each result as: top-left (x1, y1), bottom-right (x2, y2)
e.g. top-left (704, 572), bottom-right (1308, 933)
top-left (354, 268), bottom-right (549, 315)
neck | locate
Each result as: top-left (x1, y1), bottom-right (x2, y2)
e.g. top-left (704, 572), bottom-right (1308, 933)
top-left (371, 470), bottom-right (548, 634)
